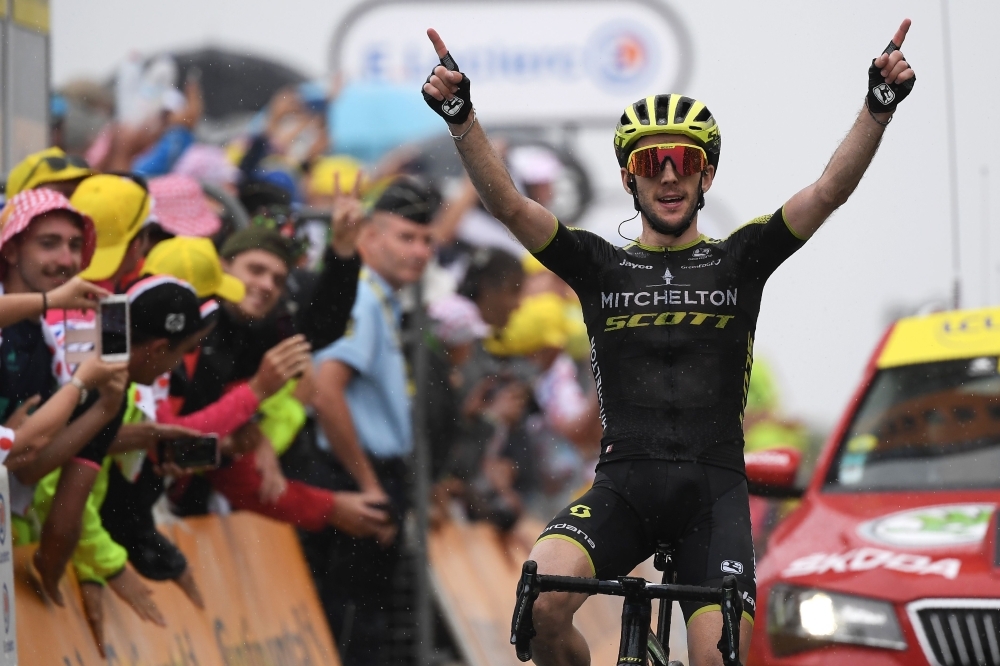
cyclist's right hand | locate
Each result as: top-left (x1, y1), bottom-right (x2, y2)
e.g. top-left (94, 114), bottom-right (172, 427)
top-left (422, 29), bottom-right (473, 125)
top-left (248, 334), bottom-right (312, 400)
top-left (74, 356), bottom-right (129, 391)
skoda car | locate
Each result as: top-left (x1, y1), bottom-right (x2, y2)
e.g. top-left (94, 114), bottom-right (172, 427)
top-left (748, 306), bottom-right (1000, 666)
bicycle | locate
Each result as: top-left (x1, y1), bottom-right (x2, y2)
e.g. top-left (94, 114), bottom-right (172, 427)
top-left (510, 545), bottom-right (743, 666)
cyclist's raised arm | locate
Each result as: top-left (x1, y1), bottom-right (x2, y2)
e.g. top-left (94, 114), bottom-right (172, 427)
top-left (783, 19), bottom-right (915, 240)
top-left (422, 29), bottom-right (556, 252)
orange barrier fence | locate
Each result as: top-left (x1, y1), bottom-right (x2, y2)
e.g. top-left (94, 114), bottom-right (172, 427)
top-left (15, 512), bottom-right (339, 665)
top-left (428, 517), bottom-right (688, 666)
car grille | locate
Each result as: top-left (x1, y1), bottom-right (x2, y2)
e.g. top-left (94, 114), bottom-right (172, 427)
top-left (908, 600), bottom-right (1000, 666)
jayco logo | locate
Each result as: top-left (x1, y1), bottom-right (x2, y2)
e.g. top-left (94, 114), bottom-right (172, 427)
top-left (620, 259), bottom-right (653, 270)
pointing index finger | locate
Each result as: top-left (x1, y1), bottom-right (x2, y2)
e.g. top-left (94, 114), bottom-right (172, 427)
top-left (890, 18), bottom-right (911, 49)
top-left (426, 28), bottom-right (449, 59)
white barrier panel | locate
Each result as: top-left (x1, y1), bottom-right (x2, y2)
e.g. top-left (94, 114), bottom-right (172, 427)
top-left (0, 468), bottom-right (17, 666)
top-left (330, 0), bottom-right (694, 125)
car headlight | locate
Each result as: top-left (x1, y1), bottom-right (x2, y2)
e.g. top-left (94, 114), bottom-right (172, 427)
top-left (768, 584), bottom-right (907, 656)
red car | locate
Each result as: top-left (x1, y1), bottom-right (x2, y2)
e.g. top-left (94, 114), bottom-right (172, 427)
top-left (747, 306), bottom-right (1000, 665)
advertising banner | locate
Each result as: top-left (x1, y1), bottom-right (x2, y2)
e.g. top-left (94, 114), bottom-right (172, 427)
top-left (15, 513), bottom-right (338, 665)
top-left (330, 0), bottom-right (693, 125)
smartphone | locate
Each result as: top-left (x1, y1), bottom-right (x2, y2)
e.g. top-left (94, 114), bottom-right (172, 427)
top-left (98, 295), bottom-right (130, 362)
top-left (158, 435), bottom-right (220, 470)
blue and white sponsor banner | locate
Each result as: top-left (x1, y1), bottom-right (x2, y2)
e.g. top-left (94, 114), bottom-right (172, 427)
top-left (330, 0), bottom-right (693, 125)
top-left (0, 468), bottom-right (15, 666)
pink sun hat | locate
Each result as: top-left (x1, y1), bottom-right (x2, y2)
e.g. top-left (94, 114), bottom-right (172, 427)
top-left (172, 144), bottom-right (239, 188)
top-left (0, 189), bottom-right (96, 280)
top-left (148, 174), bottom-right (222, 237)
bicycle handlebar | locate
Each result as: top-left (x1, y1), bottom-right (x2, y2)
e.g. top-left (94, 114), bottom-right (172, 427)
top-left (535, 574), bottom-right (726, 603)
top-left (511, 560), bottom-right (743, 666)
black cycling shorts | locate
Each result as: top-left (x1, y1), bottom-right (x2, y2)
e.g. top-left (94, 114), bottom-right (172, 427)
top-left (536, 460), bottom-right (756, 624)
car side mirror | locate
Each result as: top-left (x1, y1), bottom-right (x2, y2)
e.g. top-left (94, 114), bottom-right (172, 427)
top-left (745, 447), bottom-right (804, 498)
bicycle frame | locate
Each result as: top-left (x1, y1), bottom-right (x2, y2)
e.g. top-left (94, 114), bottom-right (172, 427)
top-left (511, 560), bottom-right (743, 666)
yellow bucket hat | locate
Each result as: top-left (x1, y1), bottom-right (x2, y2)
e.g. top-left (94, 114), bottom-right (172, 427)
top-left (6, 147), bottom-right (93, 198)
top-left (71, 175), bottom-right (151, 281)
top-left (142, 236), bottom-right (246, 303)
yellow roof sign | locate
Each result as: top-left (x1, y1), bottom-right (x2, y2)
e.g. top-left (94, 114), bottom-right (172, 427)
top-left (878, 306), bottom-right (1000, 368)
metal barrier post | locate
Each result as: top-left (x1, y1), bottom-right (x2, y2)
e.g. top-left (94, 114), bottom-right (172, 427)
top-left (411, 280), bottom-right (433, 666)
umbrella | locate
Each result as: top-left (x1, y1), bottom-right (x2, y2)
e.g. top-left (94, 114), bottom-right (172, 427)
top-left (328, 81), bottom-right (443, 164)
top-left (169, 48), bottom-right (308, 120)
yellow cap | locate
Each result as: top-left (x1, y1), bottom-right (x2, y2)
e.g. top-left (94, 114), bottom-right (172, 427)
top-left (142, 236), bottom-right (246, 303)
top-left (308, 155), bottom-right (363, 197)
top-left (6, 147), bottom-right (93, 198)
top-left (71, 175), bottom-right (151, 281)
top-left (486, 293), bottom-right (574, 356)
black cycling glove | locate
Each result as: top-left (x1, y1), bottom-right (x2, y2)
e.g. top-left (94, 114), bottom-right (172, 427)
top-left (422, 52), bottom-right (473, 125)
top-left (866, 42), bottom-right (915, 114)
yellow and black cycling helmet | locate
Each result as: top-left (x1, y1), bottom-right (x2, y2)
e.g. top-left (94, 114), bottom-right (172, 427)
top-left (614, 94), bottom-right (721, 172)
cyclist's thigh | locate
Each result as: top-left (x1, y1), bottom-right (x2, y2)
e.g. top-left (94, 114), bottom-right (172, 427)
top-left (673, 465), bottom-right (757, 625)
top-left (527, 537), bottom-right (594, 622)
top-left (533, 461), bottom-right (649, 580)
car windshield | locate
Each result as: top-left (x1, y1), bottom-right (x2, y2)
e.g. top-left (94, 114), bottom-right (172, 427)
top-left (824, 356), bottom-right (1000, 492)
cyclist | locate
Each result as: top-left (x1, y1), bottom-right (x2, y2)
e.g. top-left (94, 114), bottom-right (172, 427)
top-left (422, 20), bottom-right (915, 666)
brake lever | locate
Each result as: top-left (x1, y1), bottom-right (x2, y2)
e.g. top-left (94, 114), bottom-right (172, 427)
top-left (511, 560), bottom-right (540, 662)
top-left (717, 575), bottom-right (743, 666)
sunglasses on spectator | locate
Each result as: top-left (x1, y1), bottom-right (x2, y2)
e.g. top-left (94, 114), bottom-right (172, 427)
top-left (626, 144), bottom-right (708, 178)
top-left (21, 154), bottom-right (90, 186)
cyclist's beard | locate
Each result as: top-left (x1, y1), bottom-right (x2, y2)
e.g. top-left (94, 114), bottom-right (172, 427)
top-left (632, 174), bottom-right (703, 238)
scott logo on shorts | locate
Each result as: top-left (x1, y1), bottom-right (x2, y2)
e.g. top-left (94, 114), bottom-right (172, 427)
top-left (721, 560), bottom-right (744, 575)
top-left (569, 504), bottom-right (592, 518)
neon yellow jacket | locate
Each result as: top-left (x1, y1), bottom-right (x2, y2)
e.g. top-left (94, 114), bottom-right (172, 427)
top-left (258, 379), bottom-right (307, 456)
top-left (31, 380), bottom-right (306, 583)
top-left (32, 390), bottom-right (149, 585)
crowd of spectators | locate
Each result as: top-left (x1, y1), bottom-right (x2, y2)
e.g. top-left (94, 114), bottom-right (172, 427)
top-left (1, 69), bottom-right (605, 664)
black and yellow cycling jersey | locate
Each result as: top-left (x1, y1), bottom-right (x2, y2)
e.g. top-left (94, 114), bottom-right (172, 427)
top-left (532, 207), bottom-right (805, 474)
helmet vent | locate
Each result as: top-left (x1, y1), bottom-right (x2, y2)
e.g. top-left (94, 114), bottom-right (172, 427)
top-left (654, 95), bottom-right (671, 125)
top-left (620, 113), bottom-right (630, 125)
top-left (694, 107), bottom-right (712, 122)
top-left (674, 97), bottom-right (693, 124)
top-left (635, 100), bottom-right (649, 125)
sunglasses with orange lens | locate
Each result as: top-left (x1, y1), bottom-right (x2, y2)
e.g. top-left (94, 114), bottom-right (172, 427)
top-left (626, 144), bottom-right (708, 178)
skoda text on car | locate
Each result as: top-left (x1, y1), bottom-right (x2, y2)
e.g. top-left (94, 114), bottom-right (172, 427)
top-left (747, 306), bottom-right (1000, 665)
